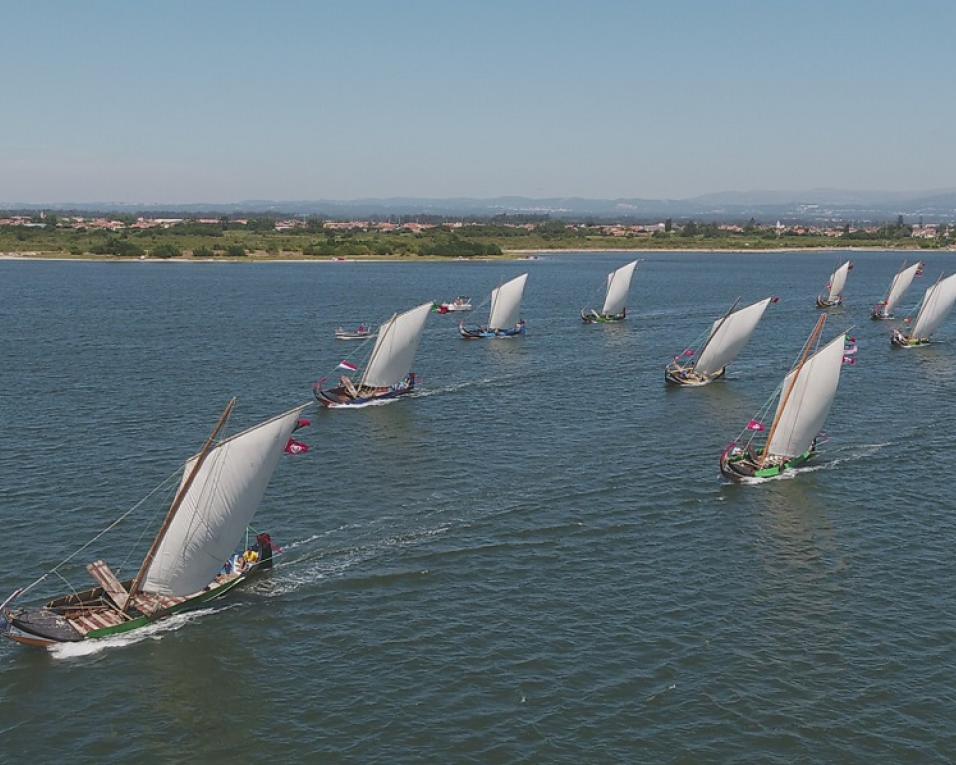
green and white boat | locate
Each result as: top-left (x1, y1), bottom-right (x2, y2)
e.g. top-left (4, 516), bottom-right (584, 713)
top-left (581, 260), bottom-right (639, 323)
top-left (0, 399), bottom-right (306, 648)
top-left (891, 272), bottom-right (956, 348)
top-left (720, 315), bottom-right (847, 481)
top-left (666, 296), bottom-right (773, 386)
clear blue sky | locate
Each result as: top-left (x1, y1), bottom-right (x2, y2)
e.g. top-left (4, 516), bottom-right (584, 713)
top-left (3, 0), bottom-right (955, 203)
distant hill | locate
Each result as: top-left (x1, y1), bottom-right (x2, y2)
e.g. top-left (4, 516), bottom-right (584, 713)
top-left (6, 189), bottom-right (956, 222)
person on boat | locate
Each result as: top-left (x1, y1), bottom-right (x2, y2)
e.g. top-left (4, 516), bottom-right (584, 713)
top-left (256, 533), bottom-right (275, 569)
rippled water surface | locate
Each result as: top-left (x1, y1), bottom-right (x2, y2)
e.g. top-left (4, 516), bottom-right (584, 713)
top-left (2, 252), bottom-right (956, 762)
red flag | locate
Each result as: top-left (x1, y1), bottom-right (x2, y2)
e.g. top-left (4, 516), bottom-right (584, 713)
top-left (746, 419), bottom-right (765, 432)
top-left (683, 349), bottom-right (695, 357)
top-left (770, 296), bottom-right (780, 304)
top-left (284, 438), bottom-right (310, 455)
top-left (842, 355), bottom-right (856, 366)
top-left (337, 360), bottom-right (358, 372)
top-left (293, 418), bottom-right (311, 432)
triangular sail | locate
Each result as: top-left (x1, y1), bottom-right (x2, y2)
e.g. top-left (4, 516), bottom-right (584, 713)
top-left (826, 261), bottom-right (851, 301)
top-left (694, 298), bottom-right (771, 378)
top-left (142, 407), bottom-right (305, 596)
top-left (910, 273), bottom-right (956, 340)
top-left (488, 274), bottom-right (528, 330)
top-left (601, 260), bottom-right (639, 315)
top-left (361, 302), bottom-right (432, 388)
top-left (883, 262), bottom-right (921, 315)
top-left (766, 335), bottom-right (845, 459)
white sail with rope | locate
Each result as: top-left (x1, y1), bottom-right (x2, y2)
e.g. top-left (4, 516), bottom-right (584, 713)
top-left (765, 335), bottom-right (846, 459)
top-left (909, 273), bottom-right (956, 340)
top-left (361, 302), bottom-right (432, 388)
top-left (694, 298), bottom-right (771, 378)
top-left (488, 274), bottom-right (528, 330)
top-left (601, 260), bottom-right (639, 316)
top-left (142, 406), bottom-right (305, 596)
top-left (883, 262), bottom-right (921, 316)
top-left (826, 261), bottom-right (851, 301)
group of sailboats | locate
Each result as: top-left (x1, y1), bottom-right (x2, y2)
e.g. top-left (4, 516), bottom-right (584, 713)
top-left (8, 255), bottom-right (956, 647)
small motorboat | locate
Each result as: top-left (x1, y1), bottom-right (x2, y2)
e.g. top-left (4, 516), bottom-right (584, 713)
top-left (434, 297), bottom-right (473, 314)
top-left (335, 324), bottom-right (376, 341)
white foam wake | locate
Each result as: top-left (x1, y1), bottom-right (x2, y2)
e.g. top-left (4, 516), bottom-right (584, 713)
top-left (48, 606), bottom-right (229, 660)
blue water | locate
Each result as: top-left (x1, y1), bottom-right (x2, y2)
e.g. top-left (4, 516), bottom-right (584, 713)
top-left (1, 252), bottom-right (955, 762)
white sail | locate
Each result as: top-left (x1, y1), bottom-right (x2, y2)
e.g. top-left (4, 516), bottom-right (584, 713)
top-left (361, 302), bottom-right (432, 388)
top-left (826, 261), bottom-right (851, 301)
top-left (694, 298), bottom-right (771, 378)
top-left (766, 335), bottom-right (845, 459)
top-left (883, 262), bottom-right (921, 315)
top-left (143, 407), bottom-right (304, 596)
top-left (910, 273), bottom-right (956, 340)
top-left (488, 274), bottom-right (528, 330)
top-left (601, 260), bottom-right (639, 316)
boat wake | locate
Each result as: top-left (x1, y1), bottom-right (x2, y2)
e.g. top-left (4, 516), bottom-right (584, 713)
top-left (48, 606), bottom-right (231, 660)
top-left (412, 377), bottom-right (497, 398)
top-left (729, 442), bottom-right (891, 485)
top-left (259, 523), bottom-right (452, 598)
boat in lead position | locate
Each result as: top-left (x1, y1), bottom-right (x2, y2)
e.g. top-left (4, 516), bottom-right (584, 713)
top-left (720, 315), bottom-right (848, 480)
top-left (1, 399), bottom-right (304, 647)
top-left (871, 261), bottom-right (923, 320)
top-left (581, 260), bottom-right (639, 323)
top-left (315, 302), bottom-right (432, 406)
top-left (816, 260), bottom-right (852, 308)
top-left (891, 273), bottom-right (956, 348)
top-left (665, 297), bottom-right (773, 386)
top-left (459, 274), bottom-right (528, 338)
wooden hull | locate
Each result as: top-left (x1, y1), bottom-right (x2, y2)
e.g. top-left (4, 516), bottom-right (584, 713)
top-left (720, 449), bottom-right (814, 481)
top-left (891, 331), bottom-right (929, 348)
top-left (581, 309), bottom-right (626, 324)
top-left (664, 366), bottom-right (726, 386)
top-left (459, 323), bottom-right (526, 339)
top-left (314, 374), bottom-right (415, 407)
top-left (816, 296), bottom-right (842, 309)
top-left (2, 566), bottom-right (261, 647)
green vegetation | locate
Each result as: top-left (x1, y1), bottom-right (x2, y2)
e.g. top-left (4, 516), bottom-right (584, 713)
top-left (0, 218), bottom-right (951, 260)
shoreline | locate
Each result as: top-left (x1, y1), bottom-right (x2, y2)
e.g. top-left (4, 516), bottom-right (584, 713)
top-left (1, 244), bottom-right (953, 264)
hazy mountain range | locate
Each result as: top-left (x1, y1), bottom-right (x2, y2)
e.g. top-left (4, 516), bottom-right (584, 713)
top-left (6, 189), bottom-right (956, 222)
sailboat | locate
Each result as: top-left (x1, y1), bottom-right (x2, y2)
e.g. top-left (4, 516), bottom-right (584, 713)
top-left (816, 260), bottom-right (852, 308)
top-left (459, 274), bottom-right (528, 338)
top-left (315, 302), bottom-right (432, 406)
top-left (720, 315), bottom-right (848, 480)
top-left (581, 260), bottom-right (639, 323)
top-left (0, 400), bottom-right (305, 647)
top-left (665, 297), bottom-right (773, 386)
top-left (871, 261), bottom-right (923, 319)
top-left (891, 273), bottom-right (956, 348)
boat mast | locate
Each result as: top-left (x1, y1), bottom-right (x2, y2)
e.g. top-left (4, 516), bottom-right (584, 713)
top-left (691, 297), bottom-right (740, 373)
top-left (125, 398), bottom-right (236, 610)
top-left (758, 314), bottom-right (827, 468)
top-left (359, 312), bottom-right (397, 389)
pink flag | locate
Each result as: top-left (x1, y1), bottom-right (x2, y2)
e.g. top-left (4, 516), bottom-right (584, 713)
top-left (337, 360), bottom-right (358, 372)
top-left (683, 349), bottom-right (695, 357)
top-left (284, 438), bottom-right (310, 455)
top-left (746, 419), bottom-right (765, 432)
top-left (843, 345), bottom-right (858, 355)
top-left (293, 418), bottom-right (311, 431)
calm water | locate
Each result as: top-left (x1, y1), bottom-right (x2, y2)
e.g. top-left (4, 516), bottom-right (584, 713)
top-left (2, 252), bottom-right (955, 762)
